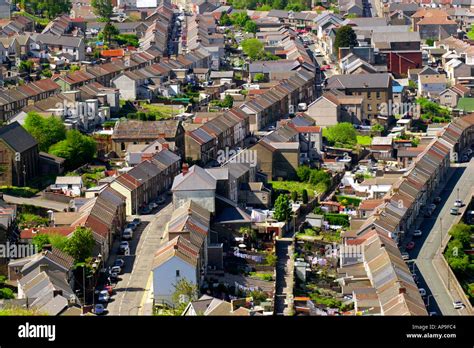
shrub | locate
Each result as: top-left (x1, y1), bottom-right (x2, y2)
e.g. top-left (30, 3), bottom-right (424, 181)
top-left (0, 288), bottom-right (14, 299)
top-left (324, 213), bottom-right (350, 227)
top-left (0, 186), bottom-right (39, 198)
top-left (302, 189), bottom-right (308, 204)
top-left (291, 191), bottom-right (298, 202)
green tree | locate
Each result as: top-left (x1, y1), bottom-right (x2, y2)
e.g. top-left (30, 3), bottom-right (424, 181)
top-left (244, 20), bottom-right (258, 34)
top-left (24, 112), bottom-right (67, 151)
top-left (222, 95), bottom-right (234, 108)
top-left (302, 189), bottom-right (308, 204)
top-left (220, 12), bottom-right (232, 26)
top-left (291, 191), bottom-right (298, 202)
top-left (102, 22), bottom-right (119, 43)
top-left (296, 165), bottom-right (312, 182)
top-left (230, 12), bottom-right (250, 27)
top-left (241, 38), bottom-right (264, 60)
top-left (0, 288), bottom-right (14, 299)
top-left (49, 130), bottom-right (97, 169)
top-left (325, 122), bottom-right (357, 147)
top-left (253, 73), bottom-right (265, 83)
top-left (273, 194), bottom-right (292, 222)
top-left (172, 278), bottom-right (199, 313)
top-left (64, 227), bottom-right (95, 263)
top-left (91, 0), bottom-right (113, 21)
top-left (32, 234), bottom-right (51, 252)
top-left (19, 60), bottom-right (34, 73)
top-left (334, 25), bottom-right (357, 54)
top-left (449, 223), bottom-right (472, 247)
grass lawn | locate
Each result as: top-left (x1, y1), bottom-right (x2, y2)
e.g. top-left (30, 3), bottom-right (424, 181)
top-left (141, 104), bottom-right (185, 119)
top-left (269, 181), bottom-right (320, 197)
top-left (356, 135), bottom-right (372, 146)
top-left (456, 98), bottom-right (474, 112)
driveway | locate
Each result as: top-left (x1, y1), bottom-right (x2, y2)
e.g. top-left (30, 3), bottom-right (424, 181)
top-left (106, 200), bottom-right (173, 315)
top-left (410, 159), bottom-right (474, 315)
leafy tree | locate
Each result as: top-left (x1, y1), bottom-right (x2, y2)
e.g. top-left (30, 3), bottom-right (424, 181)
top-left (70, 65), bottom-right (80, 72)
top-left (19, 60), bottom-right (34, 73)
top-left (63, 227), bottom-right (95, 263)
top-left (91, 0), bottom-right (113, 21)
top-left (24, 112), bottom-right (67, 151)
top-left (172, 278), bottom-right (198, 313)
top-left (291, 191), bottom-right (298, 202)
top-left (253, 73), bottom-right (265, 83)
top-left (102, 22), bottom-right (120, 44)
top-left (273, 194), bottom-right (292, 222)
top-left (230, 12), bottom-right (250, 27)
top-left (244, 20), bottom-right (258, 34)
top-left (0, 288), bottom-right (14, 299)
top-left (302, 189), bottom-right (308, 204)
top-left (265, 252), bottom-right (277, 266)
top-left (222, 95), bottom-right (234, 108)
top-left (241, 38), bottom-right (264, 60)
top-left (324, 122), bottom-right (357, 147)
top-left (32, 234), bottom-right (51, 252)
top-left (449, 223), bottom-right (472, 247)
top-left (296, 165), bottom-right (312, 182)
top-left (49, 130), bottom-right (97, 169)
top-left (220, 12), bottom-right (232, 26)
top-left (334, 25), bottom-right (357, 54)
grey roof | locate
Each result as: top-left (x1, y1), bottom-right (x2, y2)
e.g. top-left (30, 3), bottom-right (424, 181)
top-left (249, 60), bottom-right (300, 74)
top-left (171, 165), bottom-right (216, 191)
top-left (55, 176), bottom-right (82, 185)
top-left (326, 73), bottom-right (392, 89)
top-left (0, 122), bottom-right (37, 153)
top-left (32, 34), bottom-right (83, 48)
top-left (372, 31), bottom-right (420, 44)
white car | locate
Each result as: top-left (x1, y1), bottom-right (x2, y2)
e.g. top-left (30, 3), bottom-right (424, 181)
top-left (98, 290), bottom-right (110, 303)
top-left (454, 199), bottom-right (463, 207)
top-left (122, 229), bottom-right (133, 240)
top-left (401, 252), bottom-right (410, 260)
top-left (413, 230), bottom-right (423, 237)
top-left (418, 288), bottom-right (426, 297)
top-left (453, 301), bottom-right (464, 309)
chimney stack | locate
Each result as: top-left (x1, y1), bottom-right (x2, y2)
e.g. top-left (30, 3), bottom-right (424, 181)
top-left (182, 163), bottom-right (189, 175)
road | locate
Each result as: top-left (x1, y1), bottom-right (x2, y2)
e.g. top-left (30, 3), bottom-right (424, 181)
top-left (274, 239), bottom-right (292, 315)
top-left (106, 201), bottom-right (172, 315)
top-left (3, 194), bottom-right (69, 211)
top-left (409, 159), bottom-right (474, 315)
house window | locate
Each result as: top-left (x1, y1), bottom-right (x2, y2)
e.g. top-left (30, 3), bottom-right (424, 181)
top-left (376, 91), bottom-right (381, 99)
top-left (176, 270), bottom-right (180, 277)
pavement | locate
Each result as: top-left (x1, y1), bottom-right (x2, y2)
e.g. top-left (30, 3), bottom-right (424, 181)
top-left (3, 194), bottom-right (69, 211)
top-left (106, 200), bottom-right (172, 316)
top-left (409, 159), bottom-right (474, 315)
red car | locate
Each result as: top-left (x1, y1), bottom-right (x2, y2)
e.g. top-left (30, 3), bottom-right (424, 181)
top-left (406, 241), bottom-right (415, 250)
top-left (320, 65), bottom-right (331, 71)
top-left (103, 285), bottom-right (113, 296)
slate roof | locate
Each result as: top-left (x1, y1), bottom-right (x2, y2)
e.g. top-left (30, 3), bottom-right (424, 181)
top-left (0, 122), bottom-right (37, 153)
top-left (171, 165), bottom-right (217, 191)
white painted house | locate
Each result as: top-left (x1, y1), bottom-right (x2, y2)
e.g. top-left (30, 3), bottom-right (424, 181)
top-left (152, 236), bottom-right (200, 306)
top-left (51, 176), bottom-right (83, 197)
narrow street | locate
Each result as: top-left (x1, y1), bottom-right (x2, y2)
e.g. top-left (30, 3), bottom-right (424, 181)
top-left (411, 159), bottom-right (474, 315)
top-left (106, 201), bottom-right (173, 316)
top-left (274, 239), bottom-right (293, 315)
top-left (3, 194), bottom-right (69, 211)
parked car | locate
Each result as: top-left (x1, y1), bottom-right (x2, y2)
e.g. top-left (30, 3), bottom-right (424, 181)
top-left (413, 230), bottom-right (423, 237)
top-left (450, 207), bottom-right (459, 215)
top-left (149, 202), bottom-right (158, 210)
top-left (110, 266), bottom-right (121, 274)
top-left (114, 258), bottom-right (125, 268)
top-left (401, 252), bottom-right (410, 260)
top-left (119, 241), bottom-right (129, 254)
top-left (454, 199), bottom-right (463, 207)
top-left (122, 228), bottom-right (133, 240)
top-left (126, 223), bottom-right (136, 231)
top-left (132, 218), bottom-right (141, 226)
top-left (141, 206), bottom-right (152, 214)
top-left (102, 285), bottom-right (113, 296)
top-left (418, 288), bottom-right (426, 297)
top-left (406, 241), bottom-right (415, 250)
top-left (156, 196), bottom-right (166, 205)
top-left (98, 290), bottom-right (110, 303)
top-left (428, 203), bottom-right (436, 210)
top-left (453, 300), bottom-right (464, 309)
top-left (429, 311), bottom-right (438, 316)
top-left (433, 196), bottom-right (442, 204)
top-left (94, 304), bottom-right (107, 315)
